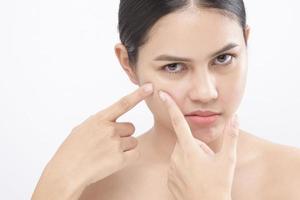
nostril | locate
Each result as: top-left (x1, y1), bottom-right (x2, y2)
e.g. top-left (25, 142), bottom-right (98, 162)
top-left (188, 86), bottom-right (218, 103)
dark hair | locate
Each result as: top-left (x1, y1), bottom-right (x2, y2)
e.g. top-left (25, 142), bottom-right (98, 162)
top-left (118, 0), bottom-right (247, 67)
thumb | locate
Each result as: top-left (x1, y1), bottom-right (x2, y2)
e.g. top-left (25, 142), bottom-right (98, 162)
top-left (220, 114), bottom-right (240, 162)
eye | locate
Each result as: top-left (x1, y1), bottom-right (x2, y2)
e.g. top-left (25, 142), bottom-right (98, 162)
top-left (162, 63), bottom-right (186, 74)
top-left (213, 54), bottom-right (234, 65)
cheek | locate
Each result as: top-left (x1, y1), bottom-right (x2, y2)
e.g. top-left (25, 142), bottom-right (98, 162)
top-left (138, 67), bottom-right (185, 107)
top-left (145, 84), bottom-right (183, 109)
top-left (219, 66), bottom-right (247, 115)
top-left (143, 80), bottom-right (186, 126)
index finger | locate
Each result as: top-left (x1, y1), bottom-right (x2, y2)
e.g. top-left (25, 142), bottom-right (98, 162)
top-left (97, 83), bottom-right (153, 121)
top-left (158, 91), bottom-right (196, 149)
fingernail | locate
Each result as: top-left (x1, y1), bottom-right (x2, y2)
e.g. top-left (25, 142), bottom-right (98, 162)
top-left (159, 91), bottom-right (166, 101)
top-left (143, 83), bottom-right (153, 93)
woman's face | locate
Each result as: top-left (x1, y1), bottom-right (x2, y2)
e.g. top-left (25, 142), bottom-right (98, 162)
top-left (130, 8), bottom-right (248, 143)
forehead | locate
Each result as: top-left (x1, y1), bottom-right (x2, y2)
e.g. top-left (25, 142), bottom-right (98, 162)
top-left (138, 8), bottom-right (244, 61)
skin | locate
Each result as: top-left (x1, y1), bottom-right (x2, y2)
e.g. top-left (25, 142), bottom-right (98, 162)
top-left (31, 85), bottom-right (154, 200)
top-left (118, 7), bottom-right (248, 158)
top-left (78, 7), bottom-right (300, 200)
top-left (157, 91), bottom-right (240, 200)
top-left (60, 6), bottom-right (300, 200)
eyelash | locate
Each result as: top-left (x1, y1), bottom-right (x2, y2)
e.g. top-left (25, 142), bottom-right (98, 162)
top-left (161, 53), bottom-right (236, 75)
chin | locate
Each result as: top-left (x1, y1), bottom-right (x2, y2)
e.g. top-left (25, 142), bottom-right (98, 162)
top-left (190, 123), bottom-right (223, 143)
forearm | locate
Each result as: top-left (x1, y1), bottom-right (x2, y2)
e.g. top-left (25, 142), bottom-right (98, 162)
top-left (31, 164), bottom-right (87, 200)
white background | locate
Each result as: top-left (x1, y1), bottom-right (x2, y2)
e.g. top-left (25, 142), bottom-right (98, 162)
top-left (0, 0), bottom-right (299, 199)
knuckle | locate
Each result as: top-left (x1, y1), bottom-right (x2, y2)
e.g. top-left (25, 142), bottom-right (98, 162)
top-left (89, 111), bottom-right (106, 123)
top-left (119, 96), bottom-right (131, 110)
top-left (129, 137), bottom-right (138, 147)
top-left (113, 137), bottom-right (122, 149)
top-left (110, 138), bottom-right (123, 155)
top-left (167, 174), bottom-right (175, 187)
top-left (169, 162), bottom-right (176, 171)
top-left (127, 123), bottom-right (135, 133)
top-left (170, 155), bottom-right (177, 164)
top-left (167, 165), bottom-right (175, 177)
top-left (105, 125), bottom-right (117, 136)
top-left (171, 116), bottom-right (181, 127)
top-left (121, 123), bottom-right (135, 136)
top-left (167, 169), bottom-right (173, 178)
top-left (94, 111), bottom-right (106, 120)
top-left (136, 89), bottom-right (145, 99)
top-left (121, 137), bottom-right (136, 151)
top-left (167, 181), bottom-right (172, 191)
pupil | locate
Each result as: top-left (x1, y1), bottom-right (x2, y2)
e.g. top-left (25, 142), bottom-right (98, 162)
top-left (218, 55), bottom-right (227, 62)
top-left (168, 64), bottom-right (177, 70)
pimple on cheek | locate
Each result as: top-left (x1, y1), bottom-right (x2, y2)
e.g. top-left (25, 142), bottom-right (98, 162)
top-left (170, 90), bottom-right (182, 100)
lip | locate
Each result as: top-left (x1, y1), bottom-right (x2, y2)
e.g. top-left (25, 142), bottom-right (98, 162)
top-left (184, 110), bottom-right (221, 125)
top-left (185, 110), bottom-right (221, 117)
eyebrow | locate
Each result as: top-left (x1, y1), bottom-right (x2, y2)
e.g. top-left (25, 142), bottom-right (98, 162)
top-left (153, 43), bottom-right (239, 62)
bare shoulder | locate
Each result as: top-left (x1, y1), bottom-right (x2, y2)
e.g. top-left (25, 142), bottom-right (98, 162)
top-left (239, 130), bottom-right (300, 199)
top-left (260, 137), bottom-right (300, 199)
top-left (263, 139), bottom-right (300, 173)
top-left (240, 130), bottom-right (300, 168)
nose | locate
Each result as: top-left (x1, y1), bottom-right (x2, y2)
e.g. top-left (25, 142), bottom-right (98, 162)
top-left (188, 70), bottom-right (218, 103)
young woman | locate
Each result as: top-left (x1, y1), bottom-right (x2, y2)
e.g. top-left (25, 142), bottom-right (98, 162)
top-left (32, 0), bottom-right (300, 199)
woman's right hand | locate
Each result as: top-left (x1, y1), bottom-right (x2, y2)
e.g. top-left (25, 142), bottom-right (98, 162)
top-left (32, 83), bottom-right (153, 199)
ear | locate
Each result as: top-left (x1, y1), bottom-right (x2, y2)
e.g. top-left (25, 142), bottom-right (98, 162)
top-left (243, 25), bottom-right (251, 45)
top-left (114, 43), bottom-right (139, 85)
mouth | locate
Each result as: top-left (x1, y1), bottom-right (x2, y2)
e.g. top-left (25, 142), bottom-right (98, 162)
top-left (184, 110), bottom-right (221, 125)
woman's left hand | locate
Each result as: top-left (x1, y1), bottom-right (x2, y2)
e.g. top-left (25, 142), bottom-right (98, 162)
top-left (159, 91), bottom-right (239, 200)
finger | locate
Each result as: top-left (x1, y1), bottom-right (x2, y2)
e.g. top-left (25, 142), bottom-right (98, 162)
top-left (170, 142), bottom-right (181, 163)
top-left (194, 138), bottom-right (215, 156)
top-left (113, 122), bottom-right (135, 137)
top-left (97, 83), bottom-right (153, 121)
top-left (220, 114), bottom-right (240, 162)
top-left (159, 91), bottom-right (195, 149)
top-left (120, 136), bottom-right (138, 152)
